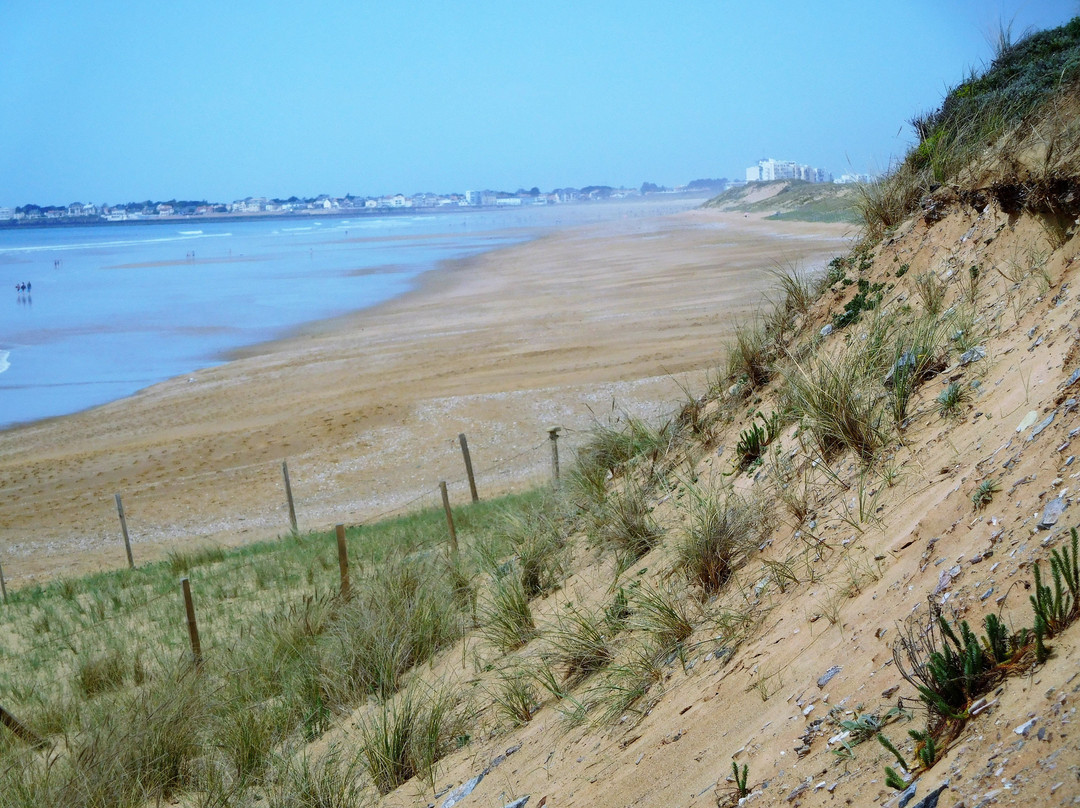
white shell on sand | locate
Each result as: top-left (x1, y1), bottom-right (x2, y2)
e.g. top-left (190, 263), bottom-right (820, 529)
top-left (1015, 410), bottom-right (1039, 432)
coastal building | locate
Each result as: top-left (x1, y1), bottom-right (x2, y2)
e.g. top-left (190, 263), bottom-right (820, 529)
top-left (229, 198), bottom-right (268, 213)
top-left (835, 172), bottom-right (875, 184)
top-left (747, 159), bottom-right (796, 182)
top-left (746, 158), bottom-right (832, 184)
top-left (413, 193), bottom-right (444, 208)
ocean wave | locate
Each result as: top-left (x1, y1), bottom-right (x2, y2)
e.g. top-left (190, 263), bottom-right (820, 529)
top-left (347, 217), bottom-right (415, 230)
top-left (0, 231), bottom-right (230, 255)
top-left (0, 350), bottom-right (9, 375)
top-left (178, 230), bottom-right (203, 235)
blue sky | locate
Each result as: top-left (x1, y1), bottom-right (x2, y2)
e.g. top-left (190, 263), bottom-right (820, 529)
top-left (2, 1), bottom-right (1077, 206)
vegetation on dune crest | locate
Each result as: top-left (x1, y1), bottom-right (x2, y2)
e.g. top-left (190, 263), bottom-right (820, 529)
top-left (703, 180), bottom-right (862, 223)
top-left (858, 17), bottom-right (1080, 239)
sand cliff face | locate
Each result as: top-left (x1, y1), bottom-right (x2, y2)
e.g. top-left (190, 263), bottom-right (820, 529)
top-left (360, 192), bottom-right (1080, 808)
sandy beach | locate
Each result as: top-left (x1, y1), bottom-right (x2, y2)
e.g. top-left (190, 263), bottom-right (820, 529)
top-left (0, 207), bottom-right (852, 584)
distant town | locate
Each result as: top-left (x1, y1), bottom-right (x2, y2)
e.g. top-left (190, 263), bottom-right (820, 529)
top-left (0, 161), bottom-right (873, 227)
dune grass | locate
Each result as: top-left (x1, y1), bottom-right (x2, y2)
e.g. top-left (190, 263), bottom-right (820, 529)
top-left (676, 487), bottom-right (759, 595)
top-left (785, 345), bottom-right (887, 464)
top-left (590, 478), bottom-right (664, 566)
top-left (359, 683), bottom-right (464, 795)
top-left (480, 570), bottom-right (539, 653)
top-left (857, 18), bottom-right (1080, 240)
top-left (545, 602), bottom-right (615, 685)
top-left (0, 488), bottom-right (551, 807)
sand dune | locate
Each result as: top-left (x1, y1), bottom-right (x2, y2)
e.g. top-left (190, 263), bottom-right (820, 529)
top-left (0, 209), bottom-right (851, 584)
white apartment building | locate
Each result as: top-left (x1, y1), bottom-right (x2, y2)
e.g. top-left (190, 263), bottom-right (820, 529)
top-left (835, 172), bottom-right (874, 184)
top-left (746, 158), bottom-right (832, 184)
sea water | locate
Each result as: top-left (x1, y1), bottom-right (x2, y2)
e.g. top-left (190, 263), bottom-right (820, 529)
top-left (0, 211), bottom-right (540, 429)
top-left (0, 199), bottom-right (709, 430)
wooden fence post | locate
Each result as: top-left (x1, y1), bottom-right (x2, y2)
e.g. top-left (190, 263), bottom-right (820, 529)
top-left (282, 460), bottom-right (298, 534)
top-left (115, 493), bottom-right (134, 569)
top-left (548, 427), bottom-right (561, 488)
top-left (459, 433), bottom-right (479, 503)
top-left (0, 705), bottom-right (46, 748)
top-left (439, 481), bottom-right (459, 556)
top-left (335, 524), bottom-right (351, 600)
top-left (181, 577), bottom-right (203, 669)
top-left (0, 560), bottom-right (7, 604)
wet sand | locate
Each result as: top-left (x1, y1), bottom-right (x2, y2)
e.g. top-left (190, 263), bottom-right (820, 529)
top-left (0, 208), bottom-right (852, 584)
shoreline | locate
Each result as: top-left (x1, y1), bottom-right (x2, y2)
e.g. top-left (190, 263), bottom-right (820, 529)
top-left (0, 208), bottom-right (853, 586)
top-left (224, 234), bottom-right (549, 362)
top-left (1, 198), bottom-right (708, 431)
top-left (0, 193), bottom-right (716, 232)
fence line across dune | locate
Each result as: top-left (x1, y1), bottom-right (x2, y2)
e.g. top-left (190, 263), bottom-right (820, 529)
top-left (0, 428), bottom-right (576, 748)
top-left (0, 429), bottom-right (563, 591)
top-left (0, 427), bottom-right (570, 737)
top-left (0, 427), bottom-right (575, 749)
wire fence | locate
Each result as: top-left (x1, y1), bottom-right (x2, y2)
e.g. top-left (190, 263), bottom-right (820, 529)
top-left (0, 427), bottom-right (570, 595)
top-left (0, 430), bottom-right (571, 694)
top-left (0, 414), bottom-right (624, 703)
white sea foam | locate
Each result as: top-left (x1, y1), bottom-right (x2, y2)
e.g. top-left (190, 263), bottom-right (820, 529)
top-left (178, 230), bottom-right (203, 235)
top-left (0, 231), bottom-right (230, 255)
top-left (0, 350), bottom-right (9, 375)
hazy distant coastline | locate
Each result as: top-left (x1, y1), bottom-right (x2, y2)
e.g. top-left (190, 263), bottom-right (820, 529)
top-left (0, 189), bottom-right (719, 231)
top-left (0, 206), bottom-right (433, 230)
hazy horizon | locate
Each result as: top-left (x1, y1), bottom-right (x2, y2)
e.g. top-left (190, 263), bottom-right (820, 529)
top-left (2, 1), bottom-right (1077, 207)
